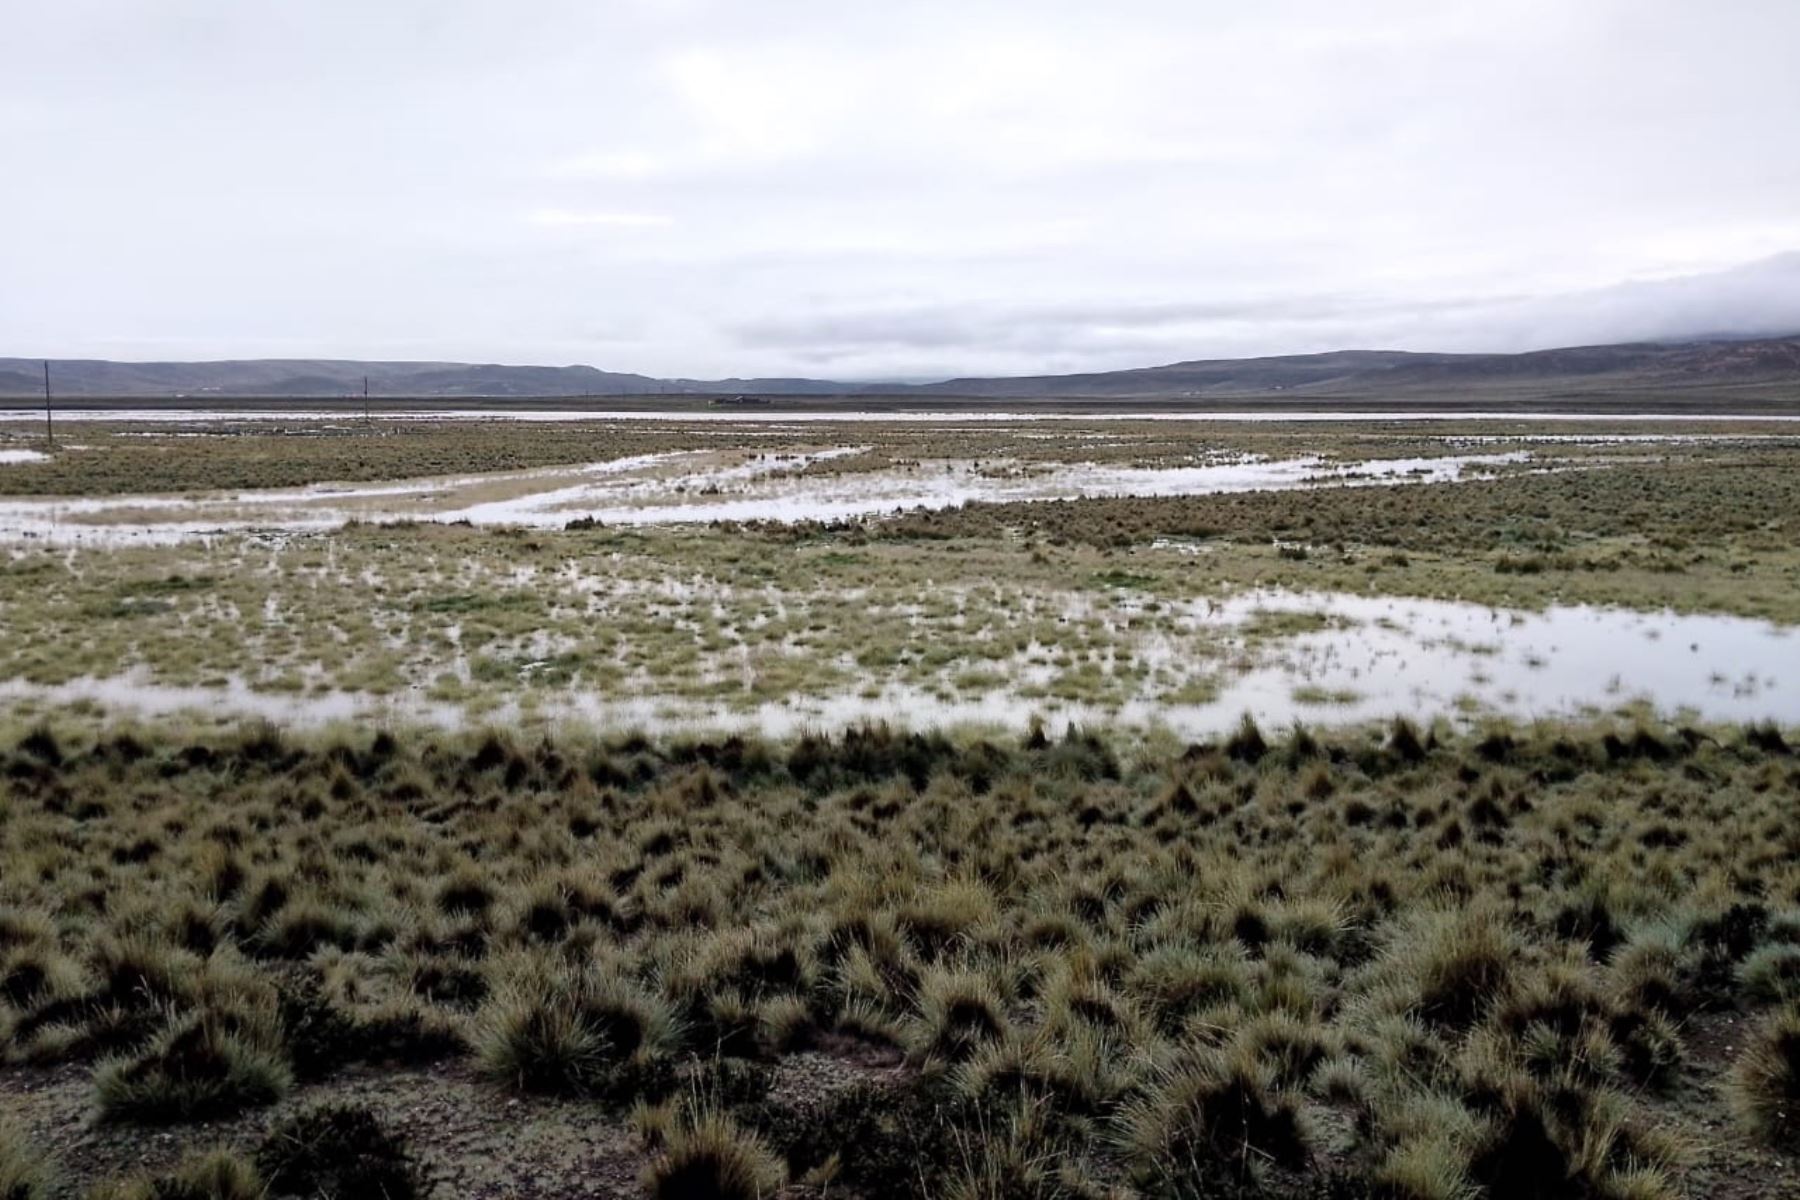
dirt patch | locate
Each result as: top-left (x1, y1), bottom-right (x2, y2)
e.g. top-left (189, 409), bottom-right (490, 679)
top-left (0, 1060), bottom-right (648, 1198)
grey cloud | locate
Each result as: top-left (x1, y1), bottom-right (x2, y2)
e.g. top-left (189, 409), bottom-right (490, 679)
top-left (728, 256), bottom-right (1800, 376)
top-left (732, 293), bottom-right (1516, 353)
top-left (3, 1), bottom-right (1798, 378)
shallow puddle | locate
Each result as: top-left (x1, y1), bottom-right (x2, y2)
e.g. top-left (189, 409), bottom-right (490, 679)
top-left (1175, 589), bottom-right (1794, 730)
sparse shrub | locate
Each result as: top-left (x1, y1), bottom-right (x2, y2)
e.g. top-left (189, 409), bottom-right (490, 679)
top-left (737, 1076), bottom-right (949, 1187)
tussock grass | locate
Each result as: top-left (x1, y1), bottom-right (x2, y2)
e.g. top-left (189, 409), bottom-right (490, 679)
top-left (94, 1012), bottom-right (292, 1123)
top-left (641, 1106), bottom-right (787, 1200)
top-left (0, 1121), bottom-right (54, 1200)
top-left (1116, 1043), bottom-right (1308, 1190)
top-left (89, 1149), bottom-right (262, 1200)
top-left (1729, 1004), bottom-right (1800, 1148)
top-left (475, 961), bottom-right (679, 1098)
top-left (0, 715), bottom-right (1796, 1193)
top-left (255, 1103), bottom-right (428, 1200)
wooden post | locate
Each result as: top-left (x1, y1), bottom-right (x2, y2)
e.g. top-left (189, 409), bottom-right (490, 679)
top-left (42, 361), bottom-right (53, 449)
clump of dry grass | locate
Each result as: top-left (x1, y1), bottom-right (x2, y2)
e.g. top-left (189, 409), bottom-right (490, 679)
top-left (0, 1120), bottom-right (54, 1200)
top-left (475, 961), bottom-right (679, 1099)
top-left (1363, 907), bottom-right (1519, 1030)
top-left (641, 1107), bottom-right (786, 1200)
top-left (910, 966), bottom-right (1011, 1065)
top-left (1116, 1043), bottom-right (1308, 1190)
top-left (255, 1102), bottom-right (429, 1200)
top-left (93, 1012), bottom-right (291, 1124)
top-left (1729, 1004), bottom-right (1800, 1149)
top-left (89, 1149), bottom-right (262, 1200)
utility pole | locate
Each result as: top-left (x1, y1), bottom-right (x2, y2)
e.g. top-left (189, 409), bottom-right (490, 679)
top-left (42, 361), bottom-right (53, 449)
top-left (363, 375), bottom-right (370, 423)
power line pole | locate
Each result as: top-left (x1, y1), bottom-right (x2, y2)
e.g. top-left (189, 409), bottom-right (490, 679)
top-left (363, 375), bottom-right (370, 423)
top-left (42, 361), bottom-right (53, 449)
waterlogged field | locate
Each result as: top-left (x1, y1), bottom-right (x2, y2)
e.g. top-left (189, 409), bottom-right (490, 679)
top-left (0, 410), bottom-right (1798, 1199)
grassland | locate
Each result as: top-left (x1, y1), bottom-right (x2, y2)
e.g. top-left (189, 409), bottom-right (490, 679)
top-left (0, 427), bottom-right (1795, 734)
top-left (0, 413), bottom-right (1796, 1198)
top-left (1, 716), bottom-right (1798, 1198)
top-left (1, 414), bottom-right (1794, 494)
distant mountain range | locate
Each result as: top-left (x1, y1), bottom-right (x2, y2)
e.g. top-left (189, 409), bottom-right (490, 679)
top-left (4, 335), bottom-right (1798, 401)
top-left (909, 336), bottom-right (1800, 399)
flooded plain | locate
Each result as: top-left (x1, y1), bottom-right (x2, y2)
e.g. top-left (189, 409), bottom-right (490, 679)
top-left (6, 407), bottom-right (1800, 424)
top-left (0, 446), bottom-right (1532, 544)
top-left (2, 588), bottom-right (1791, 739)
top-left (2, 411), bottom-right (1794, 743)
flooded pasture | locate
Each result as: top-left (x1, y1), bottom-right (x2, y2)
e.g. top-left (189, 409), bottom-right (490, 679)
top-left (1, 410), bottom-right (1794, 741)
top-left (6, 406), bottom-right (1800, 424)
top-left (1, 589), bottom-right (1791, 740)
top-left (0, 446), bottom-right (1531, 544)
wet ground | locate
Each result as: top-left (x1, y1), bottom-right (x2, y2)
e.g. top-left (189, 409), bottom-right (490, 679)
top-left (0, 447), bottom-right (1530, 544)
top-left (2, 412), bottom-right (1793, 739)
top-left (2, 588), bottom-right (1790, 739)
top-left (7, 407), bottom-right (1800, 424)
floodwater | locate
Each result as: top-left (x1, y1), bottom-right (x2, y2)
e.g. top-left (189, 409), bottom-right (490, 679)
top-left (0, 448), bottom-right (1529, 544)
top-left (1168, 589), bottom-right (1794, 729)
top-left (0, 449), bottom-right (49, 464)
top-left (4, 590), bottom-right (1790, 739)
top-left (4, 407), bottom-right (1800, 425)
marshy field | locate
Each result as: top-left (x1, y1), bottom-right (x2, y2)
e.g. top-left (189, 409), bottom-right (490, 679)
top-left (1, 407), bottom-right (1798, 1199)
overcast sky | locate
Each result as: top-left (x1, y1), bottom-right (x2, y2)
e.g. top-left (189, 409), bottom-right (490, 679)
top-left (4, 0), bottom-right (1799, 380)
